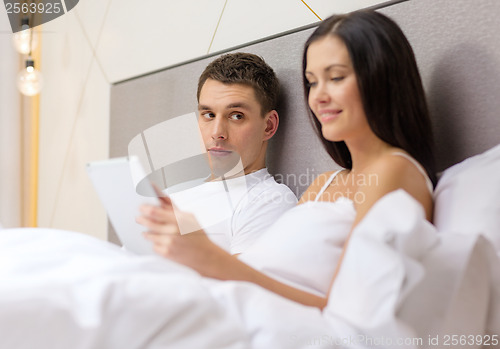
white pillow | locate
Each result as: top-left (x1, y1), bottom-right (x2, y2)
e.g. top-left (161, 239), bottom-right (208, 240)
top-left (433, 144), bottom-right (500, 254)
top-left (398, 233), bottom-right (497, 343)
top-left (324, 190), bottom-right (498, 345)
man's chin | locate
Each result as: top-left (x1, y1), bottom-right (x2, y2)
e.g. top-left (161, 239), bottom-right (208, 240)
top-left (208, 153), bottom-right (244, 178)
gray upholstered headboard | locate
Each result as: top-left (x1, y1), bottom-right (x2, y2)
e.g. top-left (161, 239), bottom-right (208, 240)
top-left (111, 0), bottom-right (500, 196)
top-left (110, 20), bottom-right (335, 201)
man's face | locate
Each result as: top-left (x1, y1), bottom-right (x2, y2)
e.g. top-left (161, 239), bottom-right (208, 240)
top-left (197, 78), bottom-right (276, 178)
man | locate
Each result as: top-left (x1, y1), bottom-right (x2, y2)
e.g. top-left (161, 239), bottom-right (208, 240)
top-left (154, 52), bottom-right (297, 255)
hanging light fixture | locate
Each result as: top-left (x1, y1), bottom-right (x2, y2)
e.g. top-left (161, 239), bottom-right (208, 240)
top-left (12, 17), bottom-right (38, 55)
top-left (13, 12), bottom-right (43, 96)
top-left (17, 59), bottom-right (43, 96)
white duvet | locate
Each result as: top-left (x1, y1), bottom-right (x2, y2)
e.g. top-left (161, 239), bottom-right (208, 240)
top-left (0, 190), bottom-right (498, 349)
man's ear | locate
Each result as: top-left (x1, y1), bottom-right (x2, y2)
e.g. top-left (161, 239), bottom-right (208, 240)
top-left (263, 110), bottom-right (279, 141)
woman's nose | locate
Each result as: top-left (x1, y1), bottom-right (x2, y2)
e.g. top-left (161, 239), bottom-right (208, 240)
top-left (312, 82), bottom-right (330, 104)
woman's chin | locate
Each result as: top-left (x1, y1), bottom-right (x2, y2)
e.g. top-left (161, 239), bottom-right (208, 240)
top-left (322, 130), bottom-right (342, 143)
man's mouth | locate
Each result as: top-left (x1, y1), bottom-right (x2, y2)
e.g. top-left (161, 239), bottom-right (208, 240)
top-left (208, 147), bottom-right (233, 156)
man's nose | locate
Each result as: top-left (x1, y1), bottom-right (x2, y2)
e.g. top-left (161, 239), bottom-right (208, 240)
top-left (212, 117), bottom-right (228, 140)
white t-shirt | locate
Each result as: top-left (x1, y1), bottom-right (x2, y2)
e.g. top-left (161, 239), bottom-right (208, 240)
top-left (165, 168), bottom-right (297, 254)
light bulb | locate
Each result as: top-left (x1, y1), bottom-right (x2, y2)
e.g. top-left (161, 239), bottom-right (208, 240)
top-left (17, 60), bottom-right (43, 96)
top-left (12, 18), bottom-right (38, 55)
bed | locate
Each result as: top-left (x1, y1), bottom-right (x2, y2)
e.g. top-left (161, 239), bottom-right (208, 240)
top-left (1, 0), bottom-right (500, 348)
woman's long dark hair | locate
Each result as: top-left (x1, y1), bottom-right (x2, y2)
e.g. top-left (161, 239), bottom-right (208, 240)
top-left (302, 10), bottom-right (436, 186)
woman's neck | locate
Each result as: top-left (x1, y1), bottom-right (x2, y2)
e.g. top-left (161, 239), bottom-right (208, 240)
top-left (345, 134), bottom-right (394, 174)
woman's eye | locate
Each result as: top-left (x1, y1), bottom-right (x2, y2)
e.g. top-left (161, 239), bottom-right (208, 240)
top-left (306, 81), bottom-right (317, 88)
top-left (331, 76), bottom-right (345, 82)
top-left (230, 113), bottom-right (243, 120)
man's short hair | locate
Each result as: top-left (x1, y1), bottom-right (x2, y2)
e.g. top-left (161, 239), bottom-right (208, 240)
top-left (197, 52), bottom-right (280, 115)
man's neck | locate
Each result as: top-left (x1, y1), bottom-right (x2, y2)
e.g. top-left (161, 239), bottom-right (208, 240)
top-left (207, 166), bottom-right (265, 182)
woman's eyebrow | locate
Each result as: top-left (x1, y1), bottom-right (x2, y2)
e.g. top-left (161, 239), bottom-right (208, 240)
top-left (325, 63), bottom-right (349, 71)
top-left (325, 63), bottom-right (348, 70)
top-left (305, 63), bottom-right (349, 76)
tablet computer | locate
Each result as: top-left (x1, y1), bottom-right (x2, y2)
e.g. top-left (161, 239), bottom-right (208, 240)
top-left (86, 156), bottom-right (160, 255)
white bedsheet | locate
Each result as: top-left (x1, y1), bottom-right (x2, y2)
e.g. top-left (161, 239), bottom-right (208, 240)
top-left (0, 190), bottom-right (498, 349)
top-left (0, 228), bottom-right (330, 349)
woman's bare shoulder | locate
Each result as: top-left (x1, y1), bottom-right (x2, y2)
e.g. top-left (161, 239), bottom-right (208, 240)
top-left (370, 151), bottom-right (429, 192)
top-left (358, 151), bottom-right (433, 221)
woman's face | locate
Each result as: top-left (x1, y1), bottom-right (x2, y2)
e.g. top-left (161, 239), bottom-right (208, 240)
top-left (305, 36), bottom-right (370, 143)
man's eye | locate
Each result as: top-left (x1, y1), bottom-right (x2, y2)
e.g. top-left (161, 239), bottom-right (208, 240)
top-left (202, 112), bottom-right (215, 119)
top-left (230, 113), bottom-right (243, 120)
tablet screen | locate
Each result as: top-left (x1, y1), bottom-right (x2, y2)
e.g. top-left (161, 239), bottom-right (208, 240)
top-left (86, 156), bottom-right (160, 254)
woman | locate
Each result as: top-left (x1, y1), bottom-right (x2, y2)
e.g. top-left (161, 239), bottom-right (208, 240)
top-left (137, 10), bottom-right (436, 309)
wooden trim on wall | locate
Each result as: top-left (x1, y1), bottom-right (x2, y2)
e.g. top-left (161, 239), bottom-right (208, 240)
top-left (19, 26), bottom-right (41, 227)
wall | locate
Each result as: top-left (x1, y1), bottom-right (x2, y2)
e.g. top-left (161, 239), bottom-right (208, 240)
top-left (36, 0), bottom-right (393, 240)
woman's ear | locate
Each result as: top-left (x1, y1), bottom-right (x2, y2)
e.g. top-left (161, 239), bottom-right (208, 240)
top-left (263, 110), bottom-right (279, 141)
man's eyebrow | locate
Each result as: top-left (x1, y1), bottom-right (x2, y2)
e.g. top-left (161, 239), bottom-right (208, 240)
top-left (226, 102), bottom-right (252, 110)
top-left (198, 102), bottom-right (253, 111)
